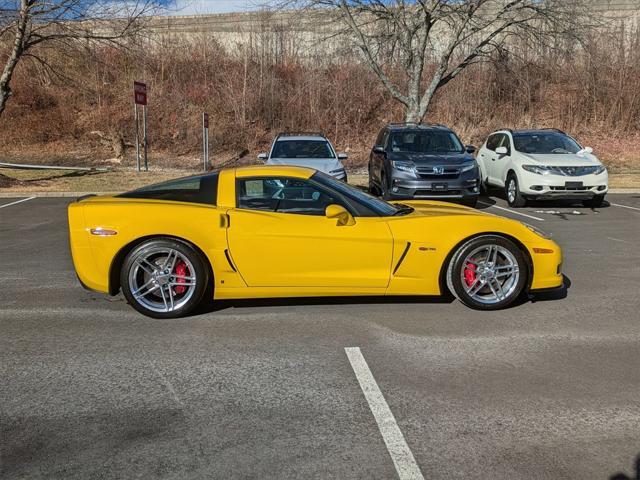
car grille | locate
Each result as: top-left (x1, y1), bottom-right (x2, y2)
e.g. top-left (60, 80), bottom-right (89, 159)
top-left (548, 166), bottom-right (601, 176)
top-left (415, 189), bottom-right (461, 196)
top-left (549, 185), bottom-right (592, 191)
top-left (416, 166), bottom-right (460, 180)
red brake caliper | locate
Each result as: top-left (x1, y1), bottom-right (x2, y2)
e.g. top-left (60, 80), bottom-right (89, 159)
top-left (174, 261), bottom-right (188, 294)
top-left (464, 261), bottom-right (477, 287)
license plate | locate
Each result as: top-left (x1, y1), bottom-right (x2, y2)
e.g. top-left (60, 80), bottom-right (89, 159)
top-left (565, 181), bottom-right (583, 188)
top-left (432, 182), bottom-right (448, 190)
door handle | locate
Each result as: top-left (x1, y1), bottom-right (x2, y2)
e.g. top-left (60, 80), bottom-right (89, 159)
top-left (220, 213), bottom-right (230, 228)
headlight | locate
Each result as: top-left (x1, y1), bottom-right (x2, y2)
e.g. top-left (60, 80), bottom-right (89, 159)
top-left (330, 168), bottom-right (345, 174)
top-left (594, 165), bottom-right (606, 175)
top-left (522, 165), bottom-right (551, 175)
top-left (460, 161), bottom-right (477, 173)
top-left (392, 161), bottom-right (417, 174)
top-left (524, 223), bottom-right (552, 239)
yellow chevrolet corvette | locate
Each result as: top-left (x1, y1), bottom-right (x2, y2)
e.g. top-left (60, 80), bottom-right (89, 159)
top-left (68, 165), bottom-right (563, 318)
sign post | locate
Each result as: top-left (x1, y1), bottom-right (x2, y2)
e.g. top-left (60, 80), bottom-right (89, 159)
top-left (133, 81), bottom-right (148, 172)
top-left (202, 112), bottom-right (209, 171)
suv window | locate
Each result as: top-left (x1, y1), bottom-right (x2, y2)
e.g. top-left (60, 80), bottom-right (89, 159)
top-left (237, 177), bottom-right (343, 216)
top-left (486, 134), bottom-right (500, 151)
top-left (496, 134), bottom-right (511, 154)
top-left (389, 130), bottom-right (464, 154)
top-left (271, 140), bottom-right (335, 159)
top-left (118, 173), bottom-right (219, 205)
top-left (512, 132), bottom-right (581, 154)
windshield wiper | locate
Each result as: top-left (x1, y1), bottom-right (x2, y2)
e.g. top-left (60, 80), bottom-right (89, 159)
top-left (392, 203), bottom-right (415, 216)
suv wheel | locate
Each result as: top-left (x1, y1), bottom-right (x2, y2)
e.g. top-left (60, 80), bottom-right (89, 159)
top-left (381, 173), bottom-right (392, 200)
top-left (368, 167), bottom-right (380, 196)
top-left (583, 195), bottom-right (605, 208)
top-left (506, 174), bottom-right (527, 207)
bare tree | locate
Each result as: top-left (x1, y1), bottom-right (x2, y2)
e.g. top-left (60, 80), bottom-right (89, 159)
top-left (0, 0), bottom-right (158, 118)
top-left (276, 0), bottom-right (594, 122)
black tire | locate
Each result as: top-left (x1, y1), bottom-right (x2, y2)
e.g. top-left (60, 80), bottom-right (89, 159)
top-left (368, 166), bottom-right (380, 196)
top-left (461, 196), bottom-right (478, 208)
top-left (582, 194), bottom-right (605, 208)
top-left (120, 238), bottom-right (209, 319)
top-left (505, 174), bottom-right (527, 208)
top-left (479, 177), bottom-right (489, 196)
top-left (446, 235), bottom-right (528, 310)
top-left (381, 172), bottom-right (392, 200)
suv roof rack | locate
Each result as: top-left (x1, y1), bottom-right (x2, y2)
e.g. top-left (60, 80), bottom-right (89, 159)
top-left (540, 127), bottom-right (566, 134)
top-left (276, 131), bottom-right (325, 138)
top-left (387, 122), bottom-right (447, 128)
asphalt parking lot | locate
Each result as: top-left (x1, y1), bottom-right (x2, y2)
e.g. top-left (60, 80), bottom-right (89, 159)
top-left (1, 194), bottom-right (639, 479)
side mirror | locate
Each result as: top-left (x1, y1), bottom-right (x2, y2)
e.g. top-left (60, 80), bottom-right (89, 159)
top-left (372, 145), bottom-right (385, 154)
top-left (582, 146), bottom-right (593, 154)
top-left (257, 153), bottom-right (268, 161)
top-left (325, 204), bottom-right (355, 226)
top-left (465, 145), bottom-right (476, 154)
top-left (337, 152), bottom-right (348, 160)
top-left (495, 146), bottom-right (508, 156)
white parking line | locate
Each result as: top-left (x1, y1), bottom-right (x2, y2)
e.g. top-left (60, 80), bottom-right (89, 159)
top-left (611, 203), bottom-right (640, 212)
top-left (345, 347), bottom-right (425, 480)
top-left (478, 201), bottom-right (545, 222)
top-left (0, 196), bottom-right (35, 209)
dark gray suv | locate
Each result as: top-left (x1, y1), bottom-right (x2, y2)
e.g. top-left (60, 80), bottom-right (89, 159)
top-left (368, 123), bottom-right (480, 207)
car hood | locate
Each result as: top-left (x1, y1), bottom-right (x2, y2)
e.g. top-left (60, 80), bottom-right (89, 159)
top-left (393, 200), bottom-right (489, 218)
top-left (521, 152), bottom-right (602, 166)
top-left (388, 152), bottom-right (474, 165)
top-left (266, 157), bottom-right (343, 173)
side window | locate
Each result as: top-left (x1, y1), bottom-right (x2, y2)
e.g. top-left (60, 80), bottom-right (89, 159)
top-left (237, 177), bottom-right (342, 216)
top-left (381, 130), bottom-right (390, 149)
top-left (497, 134), bottom-right (512, 154)
top-left (486, 134), bottom-right (499, 151)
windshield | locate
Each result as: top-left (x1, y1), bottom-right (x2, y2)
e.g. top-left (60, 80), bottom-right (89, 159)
top-left (311, 171), bottom-right (400, 217)
top-left (271, 140), bottom-right (335, 159)
top-left (513, 132), bottom-right (582, 154)
top-left (389, 131), bottom-right (464, 154)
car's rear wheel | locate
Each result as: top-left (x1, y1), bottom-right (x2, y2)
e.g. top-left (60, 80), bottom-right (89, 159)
top-left (582, 194), bottom-right (605, 208)
top-left (506, 174), bottom-right (527, 207)
top-left (446, 235), bottom-right (528, 310)
top-left (121, 238), bottom-right (209, 318)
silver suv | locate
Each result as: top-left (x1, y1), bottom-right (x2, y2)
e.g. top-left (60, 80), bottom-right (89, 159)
top-left (258, 132), bottom-right (348, 181)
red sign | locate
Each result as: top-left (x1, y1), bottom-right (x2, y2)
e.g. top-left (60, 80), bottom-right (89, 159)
top-left (134, 81), bottom-right (147, 106)
top-left (203, 113), bottom-right (209, 128)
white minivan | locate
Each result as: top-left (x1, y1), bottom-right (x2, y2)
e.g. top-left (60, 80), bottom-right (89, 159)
top-left (258, 132), bottom-right (348, 182)
top-left (477, 129), bottom-right (608, 207)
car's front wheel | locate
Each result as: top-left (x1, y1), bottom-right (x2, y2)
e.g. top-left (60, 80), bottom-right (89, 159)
top-left (121, 238), bottom-right (209, 318)
top-left (446, 235), bottom-right (528, 310)
top-left (583, 194), bottom-right (605, 208)
top-left (506, 174), bottom-right (527, 207)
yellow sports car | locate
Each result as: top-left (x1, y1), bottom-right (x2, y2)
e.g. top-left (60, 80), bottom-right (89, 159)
top-left (68, 165), bottom-right (563, 318)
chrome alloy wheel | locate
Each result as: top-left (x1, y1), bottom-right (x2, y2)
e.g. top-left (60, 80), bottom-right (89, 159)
top-left (127, 247), bottom-right (197, 313)
top-left (460, 244), bottom-right (520, 305)
top-left (507, 179), bottom-right (517, 204)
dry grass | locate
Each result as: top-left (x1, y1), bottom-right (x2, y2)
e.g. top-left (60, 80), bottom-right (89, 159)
top-left (1, 24), bottom-right (640, 179)
top-left (1, 167), bottom-right (637, 193)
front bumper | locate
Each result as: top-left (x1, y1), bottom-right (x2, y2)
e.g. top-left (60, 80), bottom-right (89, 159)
top-left (519, 171), bottom-right (608, 199)
top-left (528, 239), bottom-right (564, 291)
top-left (388, 170), bottom-right (480, 200)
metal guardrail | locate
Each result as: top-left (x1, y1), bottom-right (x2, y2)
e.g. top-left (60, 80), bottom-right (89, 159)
top-left (0, 162), bottom-right (109, 172)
